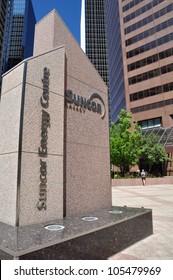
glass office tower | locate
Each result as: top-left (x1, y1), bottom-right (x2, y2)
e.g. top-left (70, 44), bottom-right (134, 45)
top-left (2, 0), bottom-right (36, 72)
top-left (81, 0), bottom-right (110, 122)
top-left (105, 0), bottom-right (126, 123)
top-left (0, 0), bottom-right (9, 76)
top-left (81, 0), bottom-right (109, 87)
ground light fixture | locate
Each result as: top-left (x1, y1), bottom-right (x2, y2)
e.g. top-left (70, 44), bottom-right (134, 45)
top-left (82, 216), bottom-right (98, 221)
top-left (44, 224), bottom-right (65, 231)
top-left (108, 210), bottom-right (123, 214)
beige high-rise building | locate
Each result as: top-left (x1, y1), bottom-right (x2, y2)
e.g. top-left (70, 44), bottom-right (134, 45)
top-left (106, 0), bottom-right (173, 130)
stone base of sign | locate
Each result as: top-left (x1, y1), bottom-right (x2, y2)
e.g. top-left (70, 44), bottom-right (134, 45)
top-left (0, 206), bottom-right (152, 260)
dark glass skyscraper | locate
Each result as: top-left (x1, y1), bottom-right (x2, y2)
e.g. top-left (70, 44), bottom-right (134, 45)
top-left (3, 0), bottom-right (36, 72)
top-left (0, 0), bottom-right (35, 90)
top-left (105, 0), bottom-right (126, 123)
top-left (81, 0), bottom-right (109, 87)
top-left (81, 0), bottom-right (110, 122)
top-left (0, 0), bottom-right (9, 75)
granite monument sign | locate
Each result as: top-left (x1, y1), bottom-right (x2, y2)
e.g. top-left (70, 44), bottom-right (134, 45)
top-left (0, 10), bottom-right (152, 260)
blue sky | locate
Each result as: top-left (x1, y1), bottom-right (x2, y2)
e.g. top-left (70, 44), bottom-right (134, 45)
top-left (31, 0), bottom-right (81, 44)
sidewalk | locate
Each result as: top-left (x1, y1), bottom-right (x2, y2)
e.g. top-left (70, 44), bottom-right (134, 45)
top-left (110, 184), bottom-right (173, 260)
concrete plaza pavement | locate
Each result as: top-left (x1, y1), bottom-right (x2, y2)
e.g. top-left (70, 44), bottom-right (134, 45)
top-left (110, 184), bottom-right (173, 260)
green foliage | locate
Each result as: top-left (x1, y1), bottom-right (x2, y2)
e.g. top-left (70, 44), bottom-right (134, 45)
top-left (110, 110), bottom-right (169, 177)
top-left (141, 133), bottom-right (169, 172)
top-left (110, 109), bottom-right (143, 174)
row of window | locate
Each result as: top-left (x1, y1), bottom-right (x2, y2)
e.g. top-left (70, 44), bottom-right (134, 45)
top-left (11, 22), bottom-right (23, 28)
top-left (10, 32), bottom-right (23, 37)
top-left (130, 82), bottom-right (173, 102)
top-left (123, 0), bottom-right (144, 12)
top-left (86, 46), bottom-right (107, 50)
top-left (10, 41), bottom-right (23, 46)
top-left (124, 0), bottom-right (164, 23)
top-left (8, 52), bottom-right (23, 57)
top-left (128, 47), bottom-right (173, 72)
top-left (86, 41), bottom-right (107, 46)
top-left (125, 3), bottom-right (173, 35)
top-left (126, 17), bottom-right (173, 47)
top-left (131, 98), bottom-right (173, 113)
top-left (85, 35), bottom-right (106, 41)
top-left (87, 55), bottom-right (107, 61)
top-left (12, 15), bottom-right (24, 19)
top-left (138, 117), bottom-right (161, 129)
top-left (127, 32), bottom-right (173, 59)
top-left (86, 49), bottom-right (107, 53)
top-left (85, 23), bottom-right (106, 28)
top-left (129, 63), bottom-right (173, 85)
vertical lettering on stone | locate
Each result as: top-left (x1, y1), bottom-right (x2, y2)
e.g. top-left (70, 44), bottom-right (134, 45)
top-left (37, 68), bottom-right (50, 211)
top-left (40, 67), bottom-right (50, 108)
top-left (38, 110), bottom-right (50, 156)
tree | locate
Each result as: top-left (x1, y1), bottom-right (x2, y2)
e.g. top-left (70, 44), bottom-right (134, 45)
top-left (140, 133), bottom-right (169, 176)
top-left (110, 109), bottom-right (143, 175)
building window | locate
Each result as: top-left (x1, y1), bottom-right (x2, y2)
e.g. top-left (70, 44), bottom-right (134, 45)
top-left (129, 63), bottom-right (173, 85)
top-left (130, 82), bottom-right (173, 101)
top-left (127, 32), bottom-right (173, 59)
top-left (128, 47), bottom-right (173, 72)
top-left (131, 98), bottom-right (173, 113)
top-left (124, 0), bottom-right (164, 24)
top-left (126, 18), bottom-right (173, 47)
top-left (123, 0), bottom-right (145, 13)
top-left (125, 4), bottom-right (173, 35)
top-left (138, 118), bottom-right (161, 129)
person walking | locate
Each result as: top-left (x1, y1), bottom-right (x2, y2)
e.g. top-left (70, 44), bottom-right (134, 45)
top-left (141, 169), bottom-right (146, 186)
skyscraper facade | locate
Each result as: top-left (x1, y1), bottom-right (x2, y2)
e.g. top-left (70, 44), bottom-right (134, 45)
top-left (106, 0), bottom-right (173, 129)
top-left (81, 0), bottom-right (109, 87)
top-left (0, 0), bottom-right (9, 75)
top-left (0, 0), bottom-right (35, 82)
top-left (105, 0), bottom-right (126, 123)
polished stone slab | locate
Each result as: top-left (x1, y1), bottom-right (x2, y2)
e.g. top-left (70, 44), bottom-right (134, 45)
top-left (0, 206), bottom-right (153, 260)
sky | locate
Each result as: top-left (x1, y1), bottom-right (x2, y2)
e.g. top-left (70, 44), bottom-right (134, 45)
top-left (31, 0), bottom-right (82, 44)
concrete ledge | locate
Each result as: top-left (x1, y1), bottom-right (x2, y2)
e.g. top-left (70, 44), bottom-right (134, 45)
top-left (0, 206), bottom-right (152, 260)
top-left (112, 176), bottom-right (173, 186)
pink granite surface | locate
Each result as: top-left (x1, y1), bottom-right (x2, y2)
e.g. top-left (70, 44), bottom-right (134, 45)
top-left (34, 10), bottom-right (111, 217)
